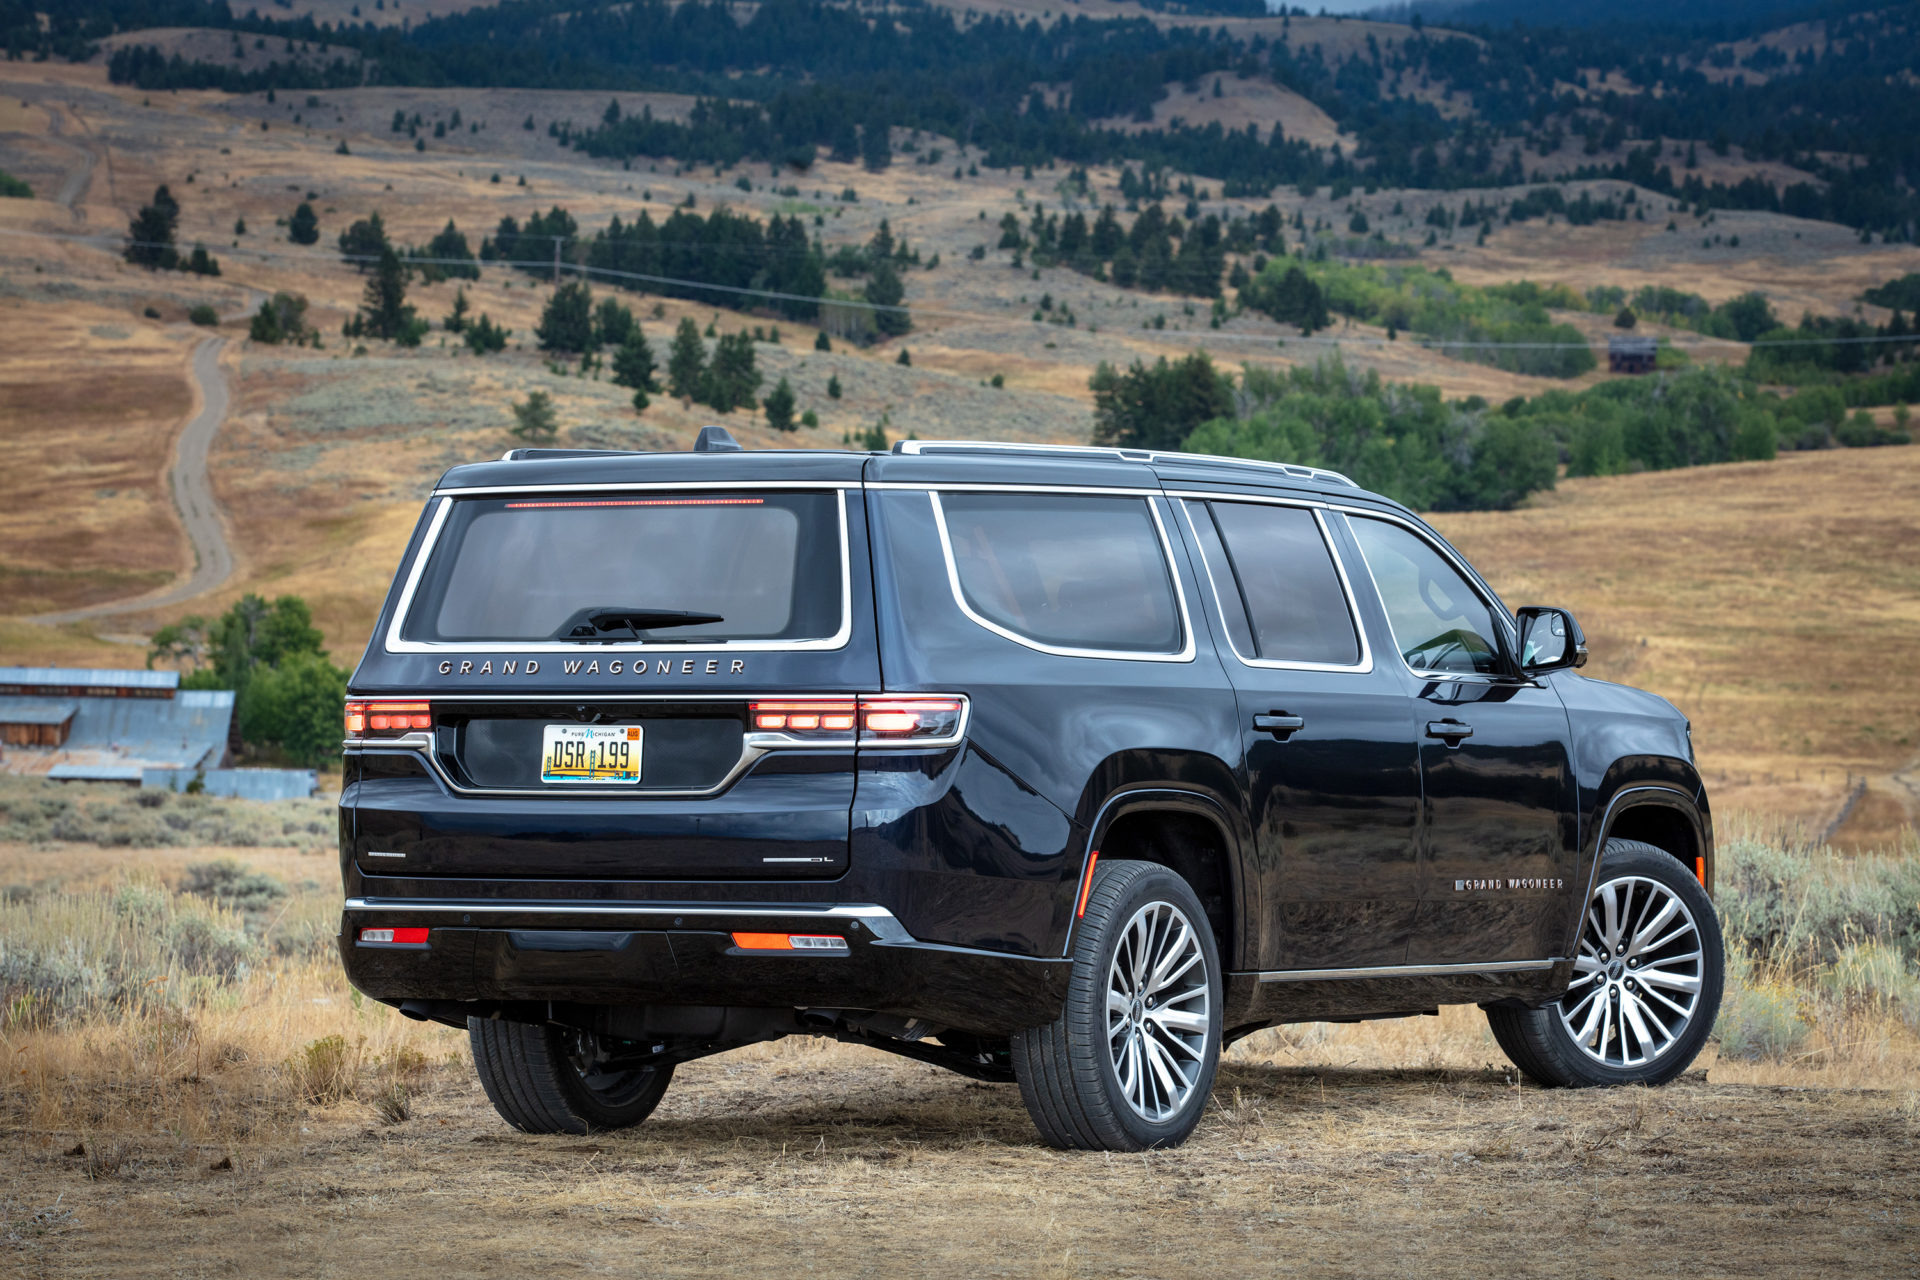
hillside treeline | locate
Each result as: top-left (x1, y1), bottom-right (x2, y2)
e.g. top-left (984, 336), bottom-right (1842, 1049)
top-left (48, 0), bottom-right (1918, 237)
top-left (1093, 354), bottom-right (1911, 512)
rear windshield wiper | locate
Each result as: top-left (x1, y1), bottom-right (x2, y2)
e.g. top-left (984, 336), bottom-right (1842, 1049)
top-left (555, 606), bottom-right (725, 642)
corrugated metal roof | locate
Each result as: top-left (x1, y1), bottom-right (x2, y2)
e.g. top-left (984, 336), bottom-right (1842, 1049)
top-left (0, 700), bottom-right (80, 725)
top-left (0, 667), bottom-right (180, 690)
top-left (0, 688), bottom-right (234, 775)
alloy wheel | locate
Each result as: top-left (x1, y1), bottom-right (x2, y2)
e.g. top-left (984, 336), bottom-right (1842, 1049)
top-left (1559, 874), bottom-right (1705, 1069)
top-left (1105, 900), bottom-right (1211, 1122)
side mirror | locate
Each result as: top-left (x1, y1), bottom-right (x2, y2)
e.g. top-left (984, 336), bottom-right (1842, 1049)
top-left (1516, 606), bottom-right (1587, 674)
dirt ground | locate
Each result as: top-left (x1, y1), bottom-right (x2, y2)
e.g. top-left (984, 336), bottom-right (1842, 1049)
top-left (4, 1035), bottom-right (1916, 1277)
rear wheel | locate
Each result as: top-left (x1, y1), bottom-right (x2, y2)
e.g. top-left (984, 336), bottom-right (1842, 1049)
top-left (1488, 839), bottom-right (1723, 1088)
top-left (468, 1017), bottom-right (674, 1134)
top-left (1012, 859), bottom-right (1222, 1151)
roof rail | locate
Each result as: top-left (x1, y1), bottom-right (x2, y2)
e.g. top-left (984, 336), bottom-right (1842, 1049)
top-left (499, 448), bottom-right (644, 461)
top-left (891, 440), bottom-right (1357, 489)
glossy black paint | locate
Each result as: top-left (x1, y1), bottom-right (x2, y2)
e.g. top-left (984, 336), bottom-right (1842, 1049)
top-left (339, 445), bottom-right (1710, 1043)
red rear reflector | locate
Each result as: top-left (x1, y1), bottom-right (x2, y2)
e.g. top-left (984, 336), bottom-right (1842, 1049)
top-left (1076, 850), bottom-right (1101, 918)
top-left (359, 926), bottom-right (429, 945)
top-left (748, 698), bottom-right (857, 735)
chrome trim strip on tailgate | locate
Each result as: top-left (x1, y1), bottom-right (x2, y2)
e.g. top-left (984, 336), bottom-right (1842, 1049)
top-left (343, 897), bottom-right (916, 943)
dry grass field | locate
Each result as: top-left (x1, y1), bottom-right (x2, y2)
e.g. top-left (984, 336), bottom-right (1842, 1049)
top-left (1, 811), bottom-right (1916, 1276)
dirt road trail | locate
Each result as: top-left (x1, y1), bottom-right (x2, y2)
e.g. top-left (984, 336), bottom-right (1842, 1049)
top-left (4, 1051), bottom-right (1914, 1276)
top-left (44, 104), bottom-right (97, 221)
top-left (33, 336), bottom-right (237, 624)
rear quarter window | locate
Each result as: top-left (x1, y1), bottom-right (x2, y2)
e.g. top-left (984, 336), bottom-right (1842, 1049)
top-left (933, 491), bottom-right (1184, 655)
top-left (397, 491), bottom-right (845, 646)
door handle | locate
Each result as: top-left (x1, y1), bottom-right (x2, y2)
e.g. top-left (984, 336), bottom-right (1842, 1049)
top-left (1426, 719), bottom-right (1473, 744)
top-left (1253, 713), bottom-right (1306, 740)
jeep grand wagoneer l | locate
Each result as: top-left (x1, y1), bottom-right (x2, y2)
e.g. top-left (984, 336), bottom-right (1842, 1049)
top-left (338, 432), bottom-right (1722, 1150)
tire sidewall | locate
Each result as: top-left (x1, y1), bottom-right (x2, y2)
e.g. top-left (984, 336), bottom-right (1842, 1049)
top-left (1080, 864), bottom-right (1224, 1148)
top-left (1547, 840), bottom-right (1725, 1087)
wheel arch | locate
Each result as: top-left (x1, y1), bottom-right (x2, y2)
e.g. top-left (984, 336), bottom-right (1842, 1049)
top-left (1069, 788), bottom-right (1248, 968)
top-left (1565, 779), bottom-right (1713, 959)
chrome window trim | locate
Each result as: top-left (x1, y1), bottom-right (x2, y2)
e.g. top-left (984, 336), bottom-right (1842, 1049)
top-left (432, 480), bottom-right (864, 497)
top-left (868, 481), bottom-right (1160, 496)
top-left (925, 490), bottom-right (1197, 663)
top-left (1256, 958), bottom-right (1561, 983)
top-left (383, 488), bottom-right (855, 655)
top-left (341, 693), bottom-right (970, 798)
top-left (1328, 506), bottom-right (1519, 633)
top-left (1332, 509), bottom-right (1521, 683)
top-left (1173, 495), bottom-right (1374, 675)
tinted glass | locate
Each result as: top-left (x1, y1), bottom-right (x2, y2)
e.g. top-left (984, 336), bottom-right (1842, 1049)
top-left (1181, 501), bottom-right (1255, 657)
top-left (940, 493), bottom-right (1181, 653)
top-left (1207, 501), bottom-right (1360, 666)
top-left (1348, 517), bottom-right (1504, 675)
top-left (404, 492), bottom-right (842, 643)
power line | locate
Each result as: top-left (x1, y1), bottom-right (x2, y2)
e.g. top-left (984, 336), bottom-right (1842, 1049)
top-left (7, 225), bottom-right (1920, 354)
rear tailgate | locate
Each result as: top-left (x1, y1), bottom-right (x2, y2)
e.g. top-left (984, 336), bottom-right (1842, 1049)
top-left (343, 456), bottom-right (878, 880)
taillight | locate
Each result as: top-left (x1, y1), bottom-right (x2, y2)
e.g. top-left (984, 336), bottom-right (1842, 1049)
top-left (345, 699), bottom-right (432, 738)
top-left (746, 695), bottom-right (966, 744)
top-left (858, 695), bottom-right (965, 742)
top-left (748, 698), bottom-right (858, 736)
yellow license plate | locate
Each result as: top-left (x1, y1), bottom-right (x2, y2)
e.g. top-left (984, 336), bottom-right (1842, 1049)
top-left (540, 724), bottom-right (643, 785)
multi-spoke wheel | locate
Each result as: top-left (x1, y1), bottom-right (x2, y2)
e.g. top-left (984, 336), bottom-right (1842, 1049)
top-left (1488, 839), bottom-right (1724, 1088)
top-left (1013, 859), bottom-right (1223, 1150)
top-left (470, 1018), bottom-right (674, 1134)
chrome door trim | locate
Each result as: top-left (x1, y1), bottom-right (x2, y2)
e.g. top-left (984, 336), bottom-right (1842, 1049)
top-left (926, 490), bottom-right (1197, 663)
top-left (383, 489), bottom-right (855, 655)
top-left (1256, 958), bottom-right (1561, 983)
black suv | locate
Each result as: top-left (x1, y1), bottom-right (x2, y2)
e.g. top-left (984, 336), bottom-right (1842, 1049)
top-left (339, 432), bottom-right (1723, 1150)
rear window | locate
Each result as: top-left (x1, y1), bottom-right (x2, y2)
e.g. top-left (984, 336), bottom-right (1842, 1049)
top-left (935, 492), bottom-right (1183, 654)
top-left (400, 491), bottom-right (844, 644)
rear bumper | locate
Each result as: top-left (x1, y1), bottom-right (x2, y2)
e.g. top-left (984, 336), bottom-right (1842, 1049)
top-left (339, 897), bottom-right (1070, 1035)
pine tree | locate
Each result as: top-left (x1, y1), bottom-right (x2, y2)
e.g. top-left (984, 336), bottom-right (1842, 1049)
top-left (536, 281), bottom-right (595, 353)
top-left (814, 330), bottom-right (831, 352)
top-left (610, 329), bottom-right (659, 408)
top-left (866, 260), bottom-right (909, 336)
top-left (827, 374), bottom-right (842, 400)
top-left (703, 332), bottom-right (761, 413)
top-left (667, 317), bottom-right (707, 401)
top-left (288, 201), bottom-right (319, 245)
top-left (360, 244), bottom-right (415, 341)
top-left (510, 390), bottom-right (558, 444)
top-left (763, 377), bottom-right (798, 432)
top-left (444, 287), bottom-right (470, 333)
top-left (124, 185), bottom-right (180, 269)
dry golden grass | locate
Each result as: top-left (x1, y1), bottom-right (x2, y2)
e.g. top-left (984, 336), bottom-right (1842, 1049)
top-left (1431, 445), bottom-right (1920, 847)
top-left (2, 827), bottom-right (1916, 1275)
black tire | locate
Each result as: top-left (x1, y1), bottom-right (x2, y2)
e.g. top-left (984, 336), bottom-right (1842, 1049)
top-left (1488, 838), bottom-right (1724, 1088)
top-left (1011, 859), bottom-right (1223, 1151)
top-left (468, 1017), bottom-right (674, 1134)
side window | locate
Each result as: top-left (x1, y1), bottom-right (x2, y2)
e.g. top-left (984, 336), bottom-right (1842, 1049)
top-left (936, 492), bottom-right (1183, 654)
top-left (1347, 517), bottom-right (1505, 676)
top-left (1195, 500), bottom-right (1360, 667)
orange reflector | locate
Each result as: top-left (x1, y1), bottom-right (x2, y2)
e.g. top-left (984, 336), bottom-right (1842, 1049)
top-left (1694, 856), bottom-right (1706, 887)
top-left (1076, 850), bottom-right (1101, 918)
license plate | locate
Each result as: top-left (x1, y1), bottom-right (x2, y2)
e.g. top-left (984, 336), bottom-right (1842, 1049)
top-left (540, 724), bottom-right (643, 785)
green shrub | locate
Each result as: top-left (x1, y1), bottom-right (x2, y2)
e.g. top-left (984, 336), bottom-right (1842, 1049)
top-left (1715, 951), bottom-right (1809, 1061)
